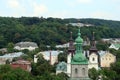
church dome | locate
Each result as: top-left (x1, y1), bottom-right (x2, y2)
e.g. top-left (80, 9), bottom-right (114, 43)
top-left (75, 36), bottom-right (83, 43)
top-left (71, 28), bottom-right (88, 64)
top-left (75, 29), bottom-right (83, 43)
top-left (72, 52), bottom-right (87, 62)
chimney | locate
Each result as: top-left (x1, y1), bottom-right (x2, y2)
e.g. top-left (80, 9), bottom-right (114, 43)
top-left (50, 51), bottom-right (52, 65)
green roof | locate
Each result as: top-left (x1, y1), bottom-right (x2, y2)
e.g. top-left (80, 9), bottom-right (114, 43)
top-left (71, 52), bottom-right (88, 64)
top-left (56, 61), bottom-right (67, 71)
top-left (71, 28), bottom-right (88, 65)
top-left (114, 44), bottom-right (120, 48)
top-left (75, 29), bottom-right (83, 43)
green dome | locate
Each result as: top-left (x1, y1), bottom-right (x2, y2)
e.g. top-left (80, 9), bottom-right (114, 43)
top-left (75, 36), bottom-right (83, 43)
top-left (71, 28), bottom-right (88, 64)
top-left (72, 52), bottom-right (87, 62)
top-left (75, 28), bottom-right (83, 43)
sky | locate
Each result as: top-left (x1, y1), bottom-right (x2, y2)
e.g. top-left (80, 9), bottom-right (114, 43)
top-left (0, 0), bottom-right (120, 21)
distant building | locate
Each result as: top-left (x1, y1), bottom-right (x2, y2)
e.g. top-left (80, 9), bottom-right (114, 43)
top-left (102, 38), bottom-right (120, 44)
top-left (100, 52), bottom-right (116, 68)
top-left (67, 23), bottom-right (94, 27)
top-left (109, 43), bottom-right (120, 50)
top-left (56, 43), bottom-right (69, 48)
top-left (56, 61), bottom-right (67, 74)
top-left (11, 59), bottom-right (31, 72)
top-left (34, 50), bottom-right (63, 65)
top-left (14, 42), bottom-right (38, 51)
top-left (0, 52), bottom-right (24, 64)
top-left (0, 48), bottom-right (7, 54)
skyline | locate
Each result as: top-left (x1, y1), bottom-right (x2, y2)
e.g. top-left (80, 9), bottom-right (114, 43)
top-left (0, 0), bottom-right (120, 21)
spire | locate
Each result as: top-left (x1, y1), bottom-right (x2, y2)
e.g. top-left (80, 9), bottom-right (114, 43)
top-left (92, 32), bottom-right (95, 41)
top-left (68, 32), bottom-right (75, 54)
top-left (78, 28), bottom-right (81, 37)
top-left (89, 32), bottom-right (97, 54)
top-left (92, 32), bottom-right (95, 47)
top-left (70, 32), bottom-right (73, 41)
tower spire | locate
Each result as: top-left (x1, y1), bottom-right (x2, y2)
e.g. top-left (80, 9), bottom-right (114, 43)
top-left (70, 32), bottom-right (73, 41)
top-left (92, 32), bottom-right (95, 41)
top-left (68, 31), bottom-right (75, 55)
top-left (89, 32), bottom-right (97, 54)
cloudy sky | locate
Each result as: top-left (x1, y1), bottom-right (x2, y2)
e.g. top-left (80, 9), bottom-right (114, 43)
top-left (0, 0), bottom-right (120, 20)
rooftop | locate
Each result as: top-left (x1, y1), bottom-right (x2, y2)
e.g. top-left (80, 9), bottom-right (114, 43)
top-left (15, 41), bottom-right (38, 48)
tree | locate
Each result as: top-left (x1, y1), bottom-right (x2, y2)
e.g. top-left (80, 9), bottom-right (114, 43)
top-left (56, 72), bottom-right (69, 80)
top-left (58, 52), bottom-right (67, 62)
top-left (88, 68), bottom-right (99, 80)
top-left (0, 64), bottom-right (34, 80)
top-left (7, 42), bottom-right (14, 53)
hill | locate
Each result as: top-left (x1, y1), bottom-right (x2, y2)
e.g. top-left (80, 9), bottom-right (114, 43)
top-left (0, 17), bottom-right (120, 48)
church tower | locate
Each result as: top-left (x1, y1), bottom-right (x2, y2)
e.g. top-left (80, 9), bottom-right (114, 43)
top-left (88, 32), bottom-right (99, 70)
top-left (70, 28), bottom-right (90, 80)
top-left (67, 32), bottom-right (75, 77)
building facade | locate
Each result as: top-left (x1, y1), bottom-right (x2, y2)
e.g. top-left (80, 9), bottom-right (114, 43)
top-left (11, 59), bottom-right (31, 72)
top-left (100, 52), bottom-right (116, 68)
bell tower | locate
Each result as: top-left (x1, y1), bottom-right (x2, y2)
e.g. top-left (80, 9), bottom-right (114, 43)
top-left (89, 32), bottom-right (99, 70)
top-left (67, 32), bottom-right (75, 77)
top-left (89, 32), bottom-right (98, 54)
top-left (70, 28), bottom-right (90, 80)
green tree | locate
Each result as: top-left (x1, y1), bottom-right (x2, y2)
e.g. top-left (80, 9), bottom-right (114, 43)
top-left (7, 42), bottom-right (14, 53)
top-left (58, 52), bottom-right (67, 62)
top-left (88, 68), bottom-right (99, 80)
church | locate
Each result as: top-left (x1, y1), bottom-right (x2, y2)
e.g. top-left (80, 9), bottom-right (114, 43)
top-left (56, 28), bottom-right (90, 80)
top-left (56, 28), bottom-right (116, 79)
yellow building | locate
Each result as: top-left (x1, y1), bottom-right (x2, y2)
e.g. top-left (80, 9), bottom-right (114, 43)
top-left (100, 52), bottom-right (116, 67)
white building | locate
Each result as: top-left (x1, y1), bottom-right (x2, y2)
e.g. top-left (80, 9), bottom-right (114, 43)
top-left (14, 42), bottom-right (38, 51)
top-left (34, 50), bottom-right (63, 65)
top-left (0, 52), bottom-right (24, 64)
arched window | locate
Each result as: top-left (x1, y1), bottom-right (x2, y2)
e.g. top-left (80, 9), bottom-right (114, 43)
top-left (92, 57), bottom-right (95, 61)
top-left (75, 68), bottom-right (78, 74)
top-left (82, 68), bottom-right (85, 75)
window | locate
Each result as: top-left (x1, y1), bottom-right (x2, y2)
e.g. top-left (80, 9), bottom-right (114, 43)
top-left (75, 68), bottom-right (78, 74)
top-left (92, 57), bottom-right (95, 61)
top-left (82, 68), bottom-right (85, 75)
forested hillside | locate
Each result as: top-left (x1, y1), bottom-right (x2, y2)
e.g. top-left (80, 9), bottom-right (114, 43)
top-left (0, 17), bottom-right (120, 48)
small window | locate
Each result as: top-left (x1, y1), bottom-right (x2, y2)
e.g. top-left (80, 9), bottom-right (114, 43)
top-left (82, 68), bottom-right (85, 75)
top-left (75, 68), bottom-right (78, 74)
top-left (92, 57), bottom-right (95, 61)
